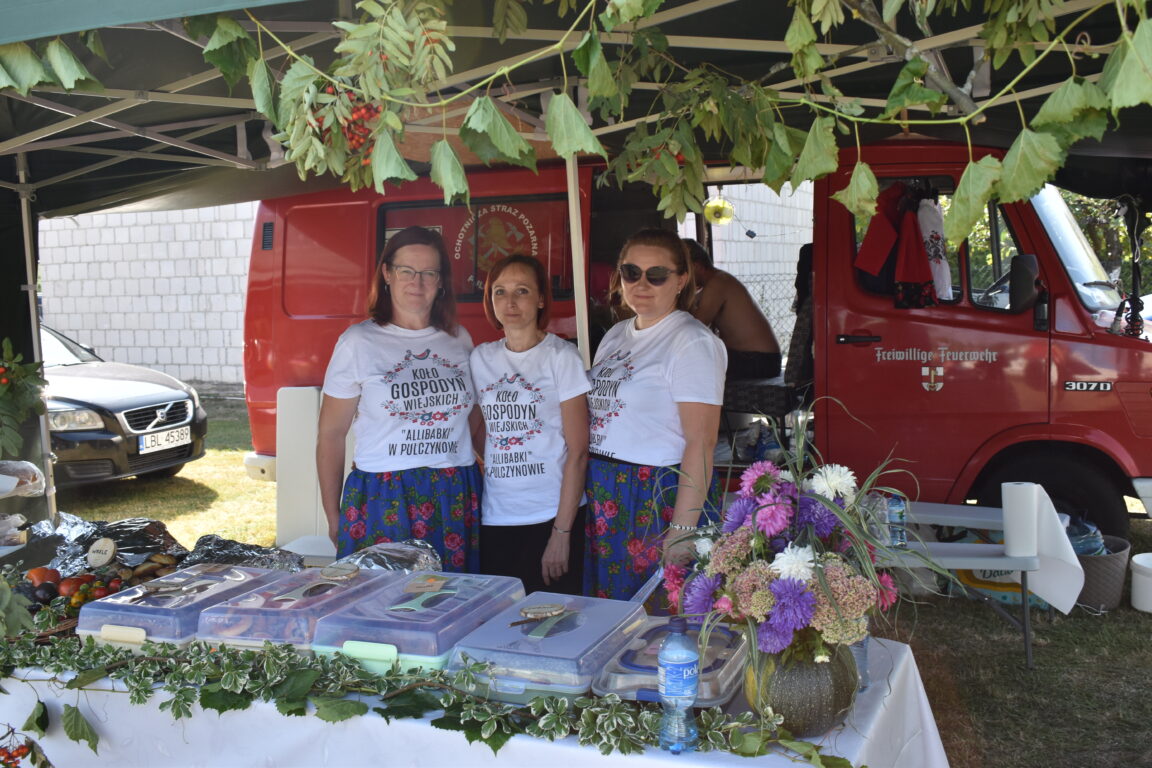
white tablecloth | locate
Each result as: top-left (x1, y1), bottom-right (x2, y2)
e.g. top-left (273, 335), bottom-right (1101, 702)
top-left (3, 639), bottom-right (947, 768)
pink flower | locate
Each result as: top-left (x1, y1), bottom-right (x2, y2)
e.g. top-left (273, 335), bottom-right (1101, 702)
top-left (407, 504), bottom-right (419, 518)
top-left (451, 550), bottom-right (465, 567)
top-left (594, 518), bottom-right (609, 536)
top-left (755, 496), bottom-right (792, 537)
top-left (661, 506), bottom-right (675, 522)
top-left (420, 501), bottom-right (435, 519)
top-left (663, 563), bottom-right (688, 611)
top-left (638, 466), bottom-right (651, 482)
top-left (442, 467), bottom-right (457, 477)
top-left (411, 520), bottom-right (428, 538)
top-left (633, 555), bottom-right (649, 571)
top-left (349, 521), bottom-right (366, 540)
top-left (877, 571), bottom-right (899, 611)
top-left (740, 461), bottom-right (781, 497)
top-left (381, 472), bottom-right (393, 482)
top-left (344, 507), bottom-right (359, 522)
top-left (444, 532), bottom-right (464, 551)
top-left (626, 538), bottom-right (645, 556)
top-left (714, 595), bottom-right (734, 614)
top-left (604, 500), bottom-right (619, 519)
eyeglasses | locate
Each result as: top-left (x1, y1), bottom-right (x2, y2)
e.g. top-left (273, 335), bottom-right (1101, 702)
top-left (391, 265), bottom-right (441, 283)
top-left (619, 263), bottom-right (675, 286)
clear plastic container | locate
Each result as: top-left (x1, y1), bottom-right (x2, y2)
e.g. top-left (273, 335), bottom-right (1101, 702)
top-left (446, 592), bottom-right (648, 704)
top-left (312, 572), bottom-right (525, 673)
top-left (592, 617), bottom-right (747, 707)
top-left (76, 563), bottom-right (289, 651)
top-left (196, 566), bottom-right (400, 652)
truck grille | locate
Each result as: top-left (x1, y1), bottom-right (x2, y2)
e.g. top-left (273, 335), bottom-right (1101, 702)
top-left (122, 400), bottom-right (191, 433)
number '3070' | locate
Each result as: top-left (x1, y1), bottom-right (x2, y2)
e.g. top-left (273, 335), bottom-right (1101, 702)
top-left (1063, 381), bottom-right (1113, 391)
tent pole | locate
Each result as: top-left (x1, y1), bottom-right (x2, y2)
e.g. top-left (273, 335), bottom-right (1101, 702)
top-left (16, 152), bottom-right (58, 524)
top-left (565, 155), bottom-right (591, 368)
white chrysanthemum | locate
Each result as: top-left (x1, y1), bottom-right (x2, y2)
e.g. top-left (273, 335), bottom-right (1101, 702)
top-left (769, 543), bottom-right (816, 581)
top-left (814, 654), bottom-right (830, 664)
top-left (695, 537), bottom-right (714, 559)
top-left (807, 464), bottom-right (857, 501)
top-left (778, 469), bottom-right (794, 484)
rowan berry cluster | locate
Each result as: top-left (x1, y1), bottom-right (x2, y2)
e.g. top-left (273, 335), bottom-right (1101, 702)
top-left (0, 742), bottom-right (30, 767)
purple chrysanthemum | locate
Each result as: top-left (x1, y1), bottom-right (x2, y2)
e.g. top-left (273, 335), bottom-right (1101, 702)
top-left (722, 496), bottom-right (754, 532)
top-left (756, 620), bottom-right (794, 653)
top-left (795, 494), bottom-right (840, 539)
top-left (682, 573), bottom-right (722, 615)
top-left (768, 577), bottom-right (817, 633)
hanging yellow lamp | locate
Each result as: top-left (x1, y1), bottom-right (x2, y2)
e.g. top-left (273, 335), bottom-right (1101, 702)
top-left (703, 193), bottom-right (735, 225)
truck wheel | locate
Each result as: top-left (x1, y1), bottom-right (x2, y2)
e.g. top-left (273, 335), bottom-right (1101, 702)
top-left (974, 456), bottom-right (1129, 538)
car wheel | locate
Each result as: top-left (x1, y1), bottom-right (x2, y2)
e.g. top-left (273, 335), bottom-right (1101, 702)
top-left (138, 463), bottom-right (185, 480)
top-left (974, 455), bottom-right (1129, 538)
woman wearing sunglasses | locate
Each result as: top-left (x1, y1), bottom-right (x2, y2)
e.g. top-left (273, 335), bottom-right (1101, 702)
top-left (317, 225), bottom-right (481, 571)
top-left (470, 254), bottom-right (591, 594)
top-left (585, 228), bottom-right (728, 599)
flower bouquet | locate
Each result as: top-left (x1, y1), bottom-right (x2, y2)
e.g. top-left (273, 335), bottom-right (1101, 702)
top-left (663, 448), bottom-right (904, 736)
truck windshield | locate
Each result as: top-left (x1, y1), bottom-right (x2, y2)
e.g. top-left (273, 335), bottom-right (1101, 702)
top-left (1032, 184), bottom-right (1122, 312)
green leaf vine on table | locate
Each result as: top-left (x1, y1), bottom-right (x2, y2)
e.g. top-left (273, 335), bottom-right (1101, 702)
top-left (0, 629), bottom-right (851, 766)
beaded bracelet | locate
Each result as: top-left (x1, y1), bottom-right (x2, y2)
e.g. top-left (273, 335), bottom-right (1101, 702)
top-left (667, 522), bottom-right (696, 532)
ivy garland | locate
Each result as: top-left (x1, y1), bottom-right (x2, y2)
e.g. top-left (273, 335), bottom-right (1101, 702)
top-left (0, 589), bottom-right (853, 767)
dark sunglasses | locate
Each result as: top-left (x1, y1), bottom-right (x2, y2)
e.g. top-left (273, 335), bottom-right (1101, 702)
top-left (619, 263), bottom-right (676, 286)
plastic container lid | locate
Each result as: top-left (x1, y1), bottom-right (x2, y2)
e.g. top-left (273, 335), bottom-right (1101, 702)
top-left (312, 572), bottom-right (525, 660)
top-left (591, 616), bottom-right (748, 707)
top-left (196, 567), bottom-right (401, 650)
top-left (76, 563), bottom-right (289, 646)
top-left (446, 592), bottom-right (647, 695)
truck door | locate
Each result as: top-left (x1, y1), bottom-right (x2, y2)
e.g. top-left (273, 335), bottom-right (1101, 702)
top-left (819, 176), bottom-right (1051, 502)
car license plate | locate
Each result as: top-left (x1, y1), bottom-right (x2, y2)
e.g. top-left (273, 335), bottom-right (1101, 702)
top-left (138, 426), bottom-right (191, 454)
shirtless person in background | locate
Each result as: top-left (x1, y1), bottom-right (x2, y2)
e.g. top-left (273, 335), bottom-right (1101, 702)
top-left (684, 238), bottom-right (782, 380)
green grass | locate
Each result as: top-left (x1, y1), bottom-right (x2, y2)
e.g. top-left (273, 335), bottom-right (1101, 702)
top-left (54, 401), bottom-right (1152, 766)
top-left (56, 396), bottom-right (277, 550)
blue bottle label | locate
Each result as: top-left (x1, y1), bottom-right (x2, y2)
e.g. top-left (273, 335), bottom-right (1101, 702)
top-left (658, 660), bottom-right (699, 698)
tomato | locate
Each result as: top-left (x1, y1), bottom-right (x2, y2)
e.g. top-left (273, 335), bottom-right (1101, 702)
top-left (90, 586), bottom-right (110, 599)
top-left (26, 567), bottom-right (61, 587)
top-left (76, 573), bottom-right (97, 584)
top-left (57, 577), bottom-right (85, 598)
top-left (107, 578), bottom-right (122, 592)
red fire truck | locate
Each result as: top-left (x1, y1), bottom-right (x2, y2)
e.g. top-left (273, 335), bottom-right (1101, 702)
top-left (244, 139), bottom-right (1150, 535)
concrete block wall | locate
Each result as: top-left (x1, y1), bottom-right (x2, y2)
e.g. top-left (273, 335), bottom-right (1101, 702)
top-left (37, 202), bottom-right (257, 386)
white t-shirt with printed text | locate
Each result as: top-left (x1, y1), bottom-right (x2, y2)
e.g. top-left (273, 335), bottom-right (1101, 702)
top-left (322, 320), bottom-right (476, 471)
top-left (470, 333), bottom-right (592, 526)
top-left (588, 310), bottom-right (726, 467)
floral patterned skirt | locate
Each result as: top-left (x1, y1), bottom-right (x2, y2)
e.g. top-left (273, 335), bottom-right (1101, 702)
top-left (583, 457), bottom-right (720, 600)
top-left (337, 464), bottom-right (482, 572)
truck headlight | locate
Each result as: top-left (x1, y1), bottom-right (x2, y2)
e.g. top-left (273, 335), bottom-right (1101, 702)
top-left (47, 408), bottom-right (103, 431)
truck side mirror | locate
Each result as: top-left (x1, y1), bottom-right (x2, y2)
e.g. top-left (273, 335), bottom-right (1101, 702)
top-left (1008, 253), bottom-right (1040, 313)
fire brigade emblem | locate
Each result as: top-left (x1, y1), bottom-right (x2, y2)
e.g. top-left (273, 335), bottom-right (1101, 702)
top-left (922, 366), bottom-right (943, 392)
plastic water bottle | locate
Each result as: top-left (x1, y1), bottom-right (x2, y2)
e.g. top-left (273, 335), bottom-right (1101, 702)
top-left (658, 617), bottom-right (699, 754)
top-left (887, 495), bottom-right (908, 548)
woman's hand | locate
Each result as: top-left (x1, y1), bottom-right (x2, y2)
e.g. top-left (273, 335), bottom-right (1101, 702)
top-left (541, 529), bottom-right (570, 586)
top-left (662, 529), bottom-right (696, 566)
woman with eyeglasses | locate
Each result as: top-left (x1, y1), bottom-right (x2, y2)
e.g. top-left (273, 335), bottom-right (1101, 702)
top-left (584, 228), bottom-right (728, 599)
top-left (470, 254), bottom-right (591, 595)
top-left (317, 225), bottom-right (481, 571)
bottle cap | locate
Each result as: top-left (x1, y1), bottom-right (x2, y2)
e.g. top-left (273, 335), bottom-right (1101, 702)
top-left (668, 616), bottom-right (687, 633)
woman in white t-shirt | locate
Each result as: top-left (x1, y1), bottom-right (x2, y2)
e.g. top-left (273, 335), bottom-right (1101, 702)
top-left (471, 255), bottom-right (591, 594)
top-left (317, 226), bottom-right (481, 571)
top-left (585, 229), bottom-right (727, 599)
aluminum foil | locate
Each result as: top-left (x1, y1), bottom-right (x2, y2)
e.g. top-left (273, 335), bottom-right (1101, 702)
top-left (42, 511), bottom-right (189, 576)
top-left (335, 539), bottom-right (442, 573)
top-left (181, 534), bottom-right (304, 571)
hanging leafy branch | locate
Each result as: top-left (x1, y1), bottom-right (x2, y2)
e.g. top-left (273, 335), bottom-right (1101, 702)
top-left (174, 0), bottom-right (1152, 241)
